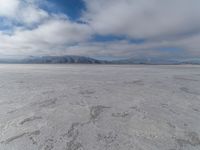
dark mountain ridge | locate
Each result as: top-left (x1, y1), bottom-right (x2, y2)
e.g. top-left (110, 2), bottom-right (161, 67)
top-left (0, 55), bottom-right (200, 64)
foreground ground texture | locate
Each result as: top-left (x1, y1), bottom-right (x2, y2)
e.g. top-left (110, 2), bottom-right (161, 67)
top-left (0, 65), bottom-right (200, 150)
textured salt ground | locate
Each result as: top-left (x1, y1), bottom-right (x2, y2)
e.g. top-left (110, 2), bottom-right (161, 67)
top-left (0, 64), bottom-right (200, 150)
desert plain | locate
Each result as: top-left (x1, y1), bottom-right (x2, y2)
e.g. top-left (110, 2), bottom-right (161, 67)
top-left (0, 64), bottom-right (200, 150)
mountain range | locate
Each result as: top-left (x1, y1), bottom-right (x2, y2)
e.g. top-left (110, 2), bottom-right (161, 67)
top-left (0, 55), bottom-right (200, 65)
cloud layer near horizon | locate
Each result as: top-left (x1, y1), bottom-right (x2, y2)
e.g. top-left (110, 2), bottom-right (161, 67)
top-left (0, 0), bottom-right (200, 59)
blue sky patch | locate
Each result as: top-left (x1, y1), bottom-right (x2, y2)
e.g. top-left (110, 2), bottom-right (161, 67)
top-left (47, 0), bottom-right (86, 20)
top-left (92, 34), bottom-right (146, 44)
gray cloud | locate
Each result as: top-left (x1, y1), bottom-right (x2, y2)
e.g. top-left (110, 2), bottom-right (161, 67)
top-left (0, 0), bottom-right (49, 25)
top-left (0, 0), bottom-right (200, 58)
top-left (0, 18), bottom-right (92, 55)
top-left (83, 0), bottom-right (200, 40)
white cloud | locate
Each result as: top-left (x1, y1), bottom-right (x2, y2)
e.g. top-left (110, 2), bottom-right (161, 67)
top-left (18, 5), bottom-right (49, 24)
top-left (0, 0), bottom-right (92, 56)
top-left (58, 40), bottom-right (179, 58)
top-left (0, 18), bottom-right (92, 55)
top-left (0, 0), bottom-right (49, 25)
top-left (0, 0), bottom-right (19, 17)
top-left (83, 0), bottom-right (200, 40)
top-left (0, 0), bottom-right (200, 58)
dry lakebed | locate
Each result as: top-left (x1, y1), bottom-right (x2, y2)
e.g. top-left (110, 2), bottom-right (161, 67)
top-left (0, 64), bottom-right (200, 150)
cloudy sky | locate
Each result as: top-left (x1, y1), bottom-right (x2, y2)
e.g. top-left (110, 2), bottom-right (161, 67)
top-left (0, 0), bottom-right (200, 60)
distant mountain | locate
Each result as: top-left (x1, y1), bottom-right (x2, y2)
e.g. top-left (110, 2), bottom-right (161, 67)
top-left (177, 58), bottom-right (200, 65)
top-left (111, 57), bottom-right (200, 65)
top-left (0, 58), bottom-right (22, 64)
top-left (111, 57), bottom-right (181, 65)
top-left (0, 55), bottom-right (199, 64)
top-left (21, 56), bottom-right (106, 64)
top-left (0, 56), bottom-right (106, 64)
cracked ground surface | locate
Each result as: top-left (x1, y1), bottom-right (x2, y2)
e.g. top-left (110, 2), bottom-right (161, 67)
top-left (0, 64), bottom-right (200, 150)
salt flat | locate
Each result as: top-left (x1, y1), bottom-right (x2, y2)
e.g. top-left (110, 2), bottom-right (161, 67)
top-left (0, 64), bottom-right (200, 150)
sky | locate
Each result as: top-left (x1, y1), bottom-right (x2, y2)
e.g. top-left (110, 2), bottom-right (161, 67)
top-left (0, 0), bottom-right (200, 60)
